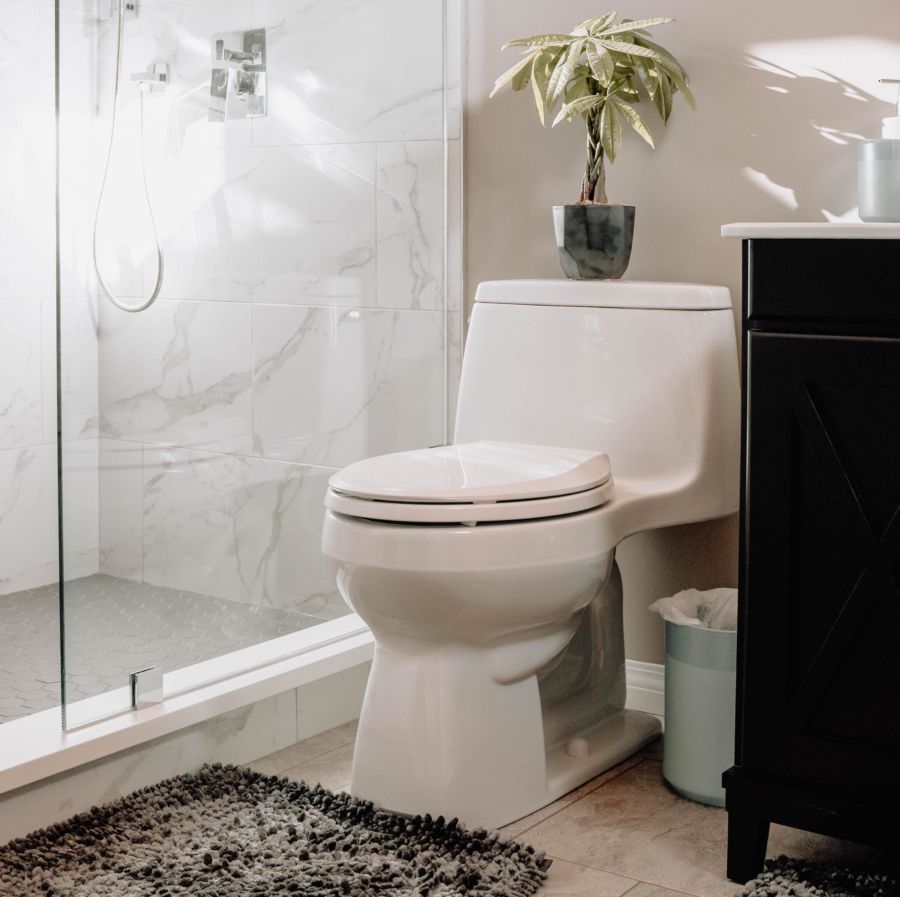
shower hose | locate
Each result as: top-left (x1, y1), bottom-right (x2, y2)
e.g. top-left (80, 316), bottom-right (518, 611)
top-left (91, 0), bottom-right (164, 313)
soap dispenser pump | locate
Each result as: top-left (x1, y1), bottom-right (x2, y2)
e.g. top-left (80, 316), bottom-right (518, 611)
top-left (858, 78), bottom-right (900, 222)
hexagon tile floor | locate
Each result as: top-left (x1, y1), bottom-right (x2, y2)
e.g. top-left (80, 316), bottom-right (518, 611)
top-left (0, 574), bottom-right (336, 725)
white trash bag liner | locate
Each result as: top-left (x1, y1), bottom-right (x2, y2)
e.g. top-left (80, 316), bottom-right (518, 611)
top-left (649, 587), bottom-right (737, 630)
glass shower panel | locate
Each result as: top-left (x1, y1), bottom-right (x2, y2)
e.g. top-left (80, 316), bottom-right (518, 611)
top-left (0, 0), bottom-right (61, 727)
top-left (58, 0), bottom-right (458, 726)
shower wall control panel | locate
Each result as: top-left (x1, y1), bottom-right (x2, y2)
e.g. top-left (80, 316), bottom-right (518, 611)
top-left (209, 28), bottom-right (268, 121)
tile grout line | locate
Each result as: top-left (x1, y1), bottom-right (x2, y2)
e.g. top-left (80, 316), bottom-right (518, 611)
top-left (512, 757), bottom-right (648, 840)
top-left (256, 731), bottom-right (356, 777)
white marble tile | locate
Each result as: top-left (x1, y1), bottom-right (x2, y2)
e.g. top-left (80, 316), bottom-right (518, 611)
top-left (98, 299), bottom-right (252, 454)
top-left (252, 305), bottom-right (446, 467)
top-left (444, 0), bottom-right (463, 142)
top-left (61, 438), bottom-right (101, 583)
top-left (376, 141), bottom-right (445, 311)
top-left (43, 296), bottom-right (101, 443)
top-left (61, 0), bottom-right (255, 303)
top-left (56, 3), bottom-right (122, 300)
top-left (252, 0), bottom-right (445, 147)
top-left (95, 0), bottom-right (254, 154)
top-left (446, 310), bottom-right (463, 435)
top-left (0, 690), bottom-right (298, 844)
top-left (0, 444), bottom-right (57, 595)
top-left (445, 138), bottom-right (464, 314)
top-left (147, 144), bottom-right (376, 305)
top-left (142, 447), bottom-right (340, 616)
top-left (0, 438), bottom-right (98, 595)
top-left (0, 300), bottom-right (42, 450)
top-left (99, 439), bottom-right (144, 580)
top-left (0, 0), bottom-right (55, 302)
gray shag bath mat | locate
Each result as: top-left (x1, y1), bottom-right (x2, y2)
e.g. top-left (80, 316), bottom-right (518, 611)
top-left (0, 764), bottom-right (550, 896)
top-left (739, 856), bottom-right (899, 897)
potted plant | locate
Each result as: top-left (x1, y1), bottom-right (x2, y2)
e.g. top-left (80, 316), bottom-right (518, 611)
top-left (491, 13), bottom-right (694, 279)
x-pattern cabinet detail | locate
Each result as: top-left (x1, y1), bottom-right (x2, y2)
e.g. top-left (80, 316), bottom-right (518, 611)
top-left (723, 232), bottom-right (900, 882)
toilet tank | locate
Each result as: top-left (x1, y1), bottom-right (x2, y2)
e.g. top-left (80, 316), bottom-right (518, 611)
top-left (454, 280), bottom-right (740, 505)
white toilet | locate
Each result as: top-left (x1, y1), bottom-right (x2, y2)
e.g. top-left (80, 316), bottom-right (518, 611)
top-left (321, 279), bottom-right (740, 829)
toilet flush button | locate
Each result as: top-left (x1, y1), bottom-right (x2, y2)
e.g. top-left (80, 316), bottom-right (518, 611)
top-left (566, 736), bottom-right (591, 759)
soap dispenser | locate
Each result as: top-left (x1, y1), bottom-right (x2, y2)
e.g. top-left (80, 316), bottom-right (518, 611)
top-left (858, 78), bottom-right (900, 222)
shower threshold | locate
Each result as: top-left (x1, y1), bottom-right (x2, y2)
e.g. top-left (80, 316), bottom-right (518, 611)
top-left (0, 578), bottom-right (373, 795)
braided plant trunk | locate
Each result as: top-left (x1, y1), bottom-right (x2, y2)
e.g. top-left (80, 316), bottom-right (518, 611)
top-left (580, 105), bottom-right (608, 204)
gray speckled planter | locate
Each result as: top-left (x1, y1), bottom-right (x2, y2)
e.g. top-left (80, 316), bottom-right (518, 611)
top-left (553, 203), bottom-right (635, 280)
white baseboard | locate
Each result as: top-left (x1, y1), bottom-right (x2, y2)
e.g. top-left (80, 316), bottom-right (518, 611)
top-left (625, 659), bottom-right (665, 721)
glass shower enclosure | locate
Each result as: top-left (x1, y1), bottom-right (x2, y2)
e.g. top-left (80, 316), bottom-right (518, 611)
top-left (0, 0), bottom-right (460, 732)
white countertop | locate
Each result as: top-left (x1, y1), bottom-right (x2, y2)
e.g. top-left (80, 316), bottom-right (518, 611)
top-left (722, 222), bottom-right (900, 239)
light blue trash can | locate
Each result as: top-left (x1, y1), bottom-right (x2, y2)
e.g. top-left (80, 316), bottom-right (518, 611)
top-left (662, 620), bottom-right (737, 807)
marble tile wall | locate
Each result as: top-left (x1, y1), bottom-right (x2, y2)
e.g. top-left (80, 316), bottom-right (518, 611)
top-left (0, 1), bottom-right (101, 596)
top-left (88, 0), bottom-right (462, 619)
top-left (1, 0), bottom-right (462, 621)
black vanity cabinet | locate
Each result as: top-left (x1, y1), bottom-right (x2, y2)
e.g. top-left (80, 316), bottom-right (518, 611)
top-left (725, 234), bottom-right (900, 882)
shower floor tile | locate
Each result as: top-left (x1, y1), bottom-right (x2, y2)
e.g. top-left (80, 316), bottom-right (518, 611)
top-left (0, 574), bottom-right (335, 725)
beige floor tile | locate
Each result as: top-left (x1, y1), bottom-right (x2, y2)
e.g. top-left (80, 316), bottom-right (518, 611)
top-left (638, 736), bottom-right (664, 761)
top-left (539, 858), bottom-right (639, 897)
top-left (523, 760), bottom-right (873, 897)
top-left (282, 742), bottom-right (356, 794)
top-left (247, 720), bottom-right (358, 776)
top-left (500, 755), bottom-right (646, 838)
top-left (625, 884), bottom-right (697, 897)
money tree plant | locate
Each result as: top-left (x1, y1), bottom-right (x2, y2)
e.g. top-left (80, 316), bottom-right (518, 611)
top-left (490, 13), bottom-right (694, 204)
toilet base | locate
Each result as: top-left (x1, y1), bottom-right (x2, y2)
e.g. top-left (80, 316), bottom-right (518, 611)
top-left (540, 708), bottom-right (661, 818)
top-left (348, 640), bottom-right (660, 829)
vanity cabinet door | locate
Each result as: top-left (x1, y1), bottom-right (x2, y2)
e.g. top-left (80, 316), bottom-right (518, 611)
top-left (741, 331), bottom-right (900, 793)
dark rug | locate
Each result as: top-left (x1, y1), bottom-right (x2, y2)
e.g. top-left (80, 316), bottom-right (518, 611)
top-left (739, 856), bottom-right (899, 897)
top-left (0, 764), bottom-right (550, 896)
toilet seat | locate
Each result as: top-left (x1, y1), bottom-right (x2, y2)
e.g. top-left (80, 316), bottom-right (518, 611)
top-left (326, 441), bottom-right (614, 525)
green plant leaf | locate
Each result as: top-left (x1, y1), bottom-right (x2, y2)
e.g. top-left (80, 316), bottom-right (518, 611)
top-left (553, 93), bottom-right (603, 126)
top-left (531, 56), bottom-right (546, 124)
top-left (670, 72), bottom-right (696, 109)
top-left (600, 100), bottom-right (622, 161)
top-left (489, 53), bottom-right (535, 97)
top-left (547, 39), bottom-right (585, 106)
top-left (503, 33), bottom-right (573, 49)
top-left (610, 96), bottom-right (655, 146)
top-left (565, 74), bottom-right (594, 104)
top-left (653, 68), bottom-right (673, 121)
top-left (633, 36), bottom-right (687, 77)
top-left (579, 12), bottom-right (618, 34)
top-left (614, 74), bottom-right (640, 101)
top-left (529, 47), bottom-right (561, 124)
top-left (634, 58), bottom-right (659, 101)
top-left (596, 38), bottom-right (663, 60)
top-left (634, 40), bottom-right (695, 109)
top-left (586, 39), bottom-right (615, 83)
top-left (596, 17), bottom-right (672, 37)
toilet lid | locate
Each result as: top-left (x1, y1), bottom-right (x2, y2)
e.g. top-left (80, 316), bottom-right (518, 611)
top-left (326, 442), bottom-right (614, 524)
top-left (329, 442), bottom-right (612, 504)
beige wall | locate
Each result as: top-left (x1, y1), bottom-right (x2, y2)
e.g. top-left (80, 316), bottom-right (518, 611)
top-left (463, 0), bottom-right (899, 662)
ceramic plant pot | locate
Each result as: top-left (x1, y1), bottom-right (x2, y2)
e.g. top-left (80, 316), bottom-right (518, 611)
top-left (553, 203), bottom-right (635, 280)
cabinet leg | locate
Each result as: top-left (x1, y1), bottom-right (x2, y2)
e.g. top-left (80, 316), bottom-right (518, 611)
top-left (726, 807), bottom-right (770, 883)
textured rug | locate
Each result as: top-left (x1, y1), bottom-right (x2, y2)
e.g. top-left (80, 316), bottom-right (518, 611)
top-left (739, 856), bottom-right (899, 897)
top-left (0, 764), bottom-right (550, 897)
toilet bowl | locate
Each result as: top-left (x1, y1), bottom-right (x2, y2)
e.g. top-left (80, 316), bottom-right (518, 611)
top-left (321, 279), bottom-right (740, 829)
